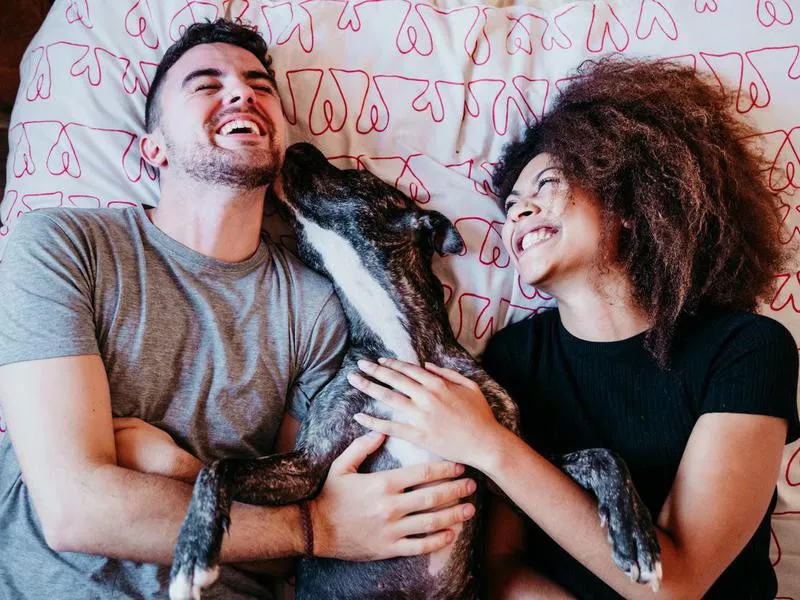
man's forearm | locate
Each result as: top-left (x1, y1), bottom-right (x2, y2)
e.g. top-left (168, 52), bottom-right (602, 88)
top-left (51, 463), bottom-right (302, 564)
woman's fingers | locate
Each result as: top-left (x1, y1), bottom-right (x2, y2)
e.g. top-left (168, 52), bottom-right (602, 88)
top-left (355, 359), bottom-right (428, 397)
top-left (424, 362), bottom-right (479, 390)
top-left (374, 357), bottom-right (445, 389)
top-left (347, 372), bottom-right (413, 410)
top-left (353, 412), bottom-right (415, 441)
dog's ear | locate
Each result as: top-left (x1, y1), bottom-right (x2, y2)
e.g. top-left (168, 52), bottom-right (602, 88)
top-left (415, 211), bottom-right (465, 256)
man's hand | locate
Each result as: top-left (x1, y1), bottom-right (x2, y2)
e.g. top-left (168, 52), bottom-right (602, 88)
top-left (310, 432), bottom-right (477, 561)
top-left (113, 418), bottom-right (203, 483)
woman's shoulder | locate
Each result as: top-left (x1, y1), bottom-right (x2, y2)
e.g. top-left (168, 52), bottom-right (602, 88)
top-left (678, 308), bottom-right (797, 360)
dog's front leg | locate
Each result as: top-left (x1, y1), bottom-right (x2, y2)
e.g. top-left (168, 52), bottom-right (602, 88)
top-left (169, 451), bottom-right (327, 600)
top-left (557, 449), bottom-right (662, 590)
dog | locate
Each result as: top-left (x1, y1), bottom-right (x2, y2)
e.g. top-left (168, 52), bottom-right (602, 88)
top-left (168, 142), bottom-right (662, 599)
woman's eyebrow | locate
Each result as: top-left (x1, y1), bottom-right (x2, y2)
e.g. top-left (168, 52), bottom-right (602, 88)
top-left (534, 166), bottom-right (557, 181)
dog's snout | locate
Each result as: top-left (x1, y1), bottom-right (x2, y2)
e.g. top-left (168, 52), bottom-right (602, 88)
top-left (284, 142), bottom-right (327, 167)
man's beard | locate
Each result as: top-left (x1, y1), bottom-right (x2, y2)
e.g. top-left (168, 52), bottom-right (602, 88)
top-left (165, 132), bottom-right (282, 189)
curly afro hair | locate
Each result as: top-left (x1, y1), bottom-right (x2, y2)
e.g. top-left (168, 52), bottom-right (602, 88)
top-left (492, 57), bottom-right (789, 365)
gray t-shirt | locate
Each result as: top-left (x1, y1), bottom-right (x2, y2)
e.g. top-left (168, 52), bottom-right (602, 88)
top-left (0, 205), bottom-right (348, 599)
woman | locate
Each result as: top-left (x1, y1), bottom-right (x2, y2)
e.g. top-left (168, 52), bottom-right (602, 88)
top-left (347, 58), bottom-right (800, 599)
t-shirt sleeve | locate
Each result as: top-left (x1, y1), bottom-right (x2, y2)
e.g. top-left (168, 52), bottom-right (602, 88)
top-left (286, 291), bottom-right (348, 422)
top-left (0, 213), bottom-right (99, 367)
top-left (700, 315), bottom-right (799, 444)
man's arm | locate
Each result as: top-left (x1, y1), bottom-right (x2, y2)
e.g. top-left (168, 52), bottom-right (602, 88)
top-left (1, 355), bottom-right (475, 565)
top-left (0, 355), bottom-right (304, 563)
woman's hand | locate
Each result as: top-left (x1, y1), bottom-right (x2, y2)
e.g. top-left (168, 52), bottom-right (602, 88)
top-left (347, 358), bottom-right (505, 469)
top-left (113, 417), bottom-right (203, 483)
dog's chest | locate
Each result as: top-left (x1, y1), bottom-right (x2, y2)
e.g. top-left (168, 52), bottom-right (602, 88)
top-left (298, 216), bottom-right (444, 467)
top-left (296, 217), bottom-right (417, 363)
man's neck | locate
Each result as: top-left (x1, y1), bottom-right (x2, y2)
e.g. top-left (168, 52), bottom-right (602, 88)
top-left (547, 271), bottom-right (652, 342)
top-left (147, 176), bottom-right (267, 263)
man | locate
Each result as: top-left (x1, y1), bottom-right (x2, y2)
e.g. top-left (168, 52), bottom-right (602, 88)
top-left (0, 20), bottom-right (475, 599)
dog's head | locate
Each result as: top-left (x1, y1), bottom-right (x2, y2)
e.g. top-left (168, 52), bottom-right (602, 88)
top-left (273, 142), bottom-right (464, 271)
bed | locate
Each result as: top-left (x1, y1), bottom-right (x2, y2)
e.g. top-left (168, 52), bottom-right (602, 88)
top-left (1, 0), bottom-right (799, 596)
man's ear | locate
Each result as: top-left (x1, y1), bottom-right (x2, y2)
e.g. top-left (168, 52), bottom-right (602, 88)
top-left (140, 131), bottom-right (168, 169)
top-left (416, 210), bottom-right (465, 256)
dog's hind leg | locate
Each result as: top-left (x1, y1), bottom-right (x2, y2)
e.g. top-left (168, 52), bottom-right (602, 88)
top-left (556, 449), bottom-right (662, 591)
top-left (169, 452), bottom-right (327, 600)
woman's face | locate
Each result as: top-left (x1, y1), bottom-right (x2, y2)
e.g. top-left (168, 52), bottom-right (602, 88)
top-left (501, 153), bottom-right (607, 293)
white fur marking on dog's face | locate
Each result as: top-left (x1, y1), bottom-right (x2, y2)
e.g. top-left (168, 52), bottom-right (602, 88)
top-left (296, 216), bottom-right (418, 363)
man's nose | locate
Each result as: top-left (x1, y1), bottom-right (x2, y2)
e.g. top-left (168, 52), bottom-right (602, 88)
top-left (226, 82), bottom-right (256, 105)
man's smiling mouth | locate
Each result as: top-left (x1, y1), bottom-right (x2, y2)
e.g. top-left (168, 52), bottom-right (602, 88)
top-left (216, 118), bottom-right (264, 136)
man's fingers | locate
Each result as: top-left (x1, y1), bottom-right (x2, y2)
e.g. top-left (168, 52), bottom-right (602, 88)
top-left (393, 529), bottom-right (457, 557)
top-left (329, 431), bottom-right (386, 476)
top-left (348, 373), bottom-right (413, 410)
top-left (395, 477), bottom-right (477, 514)
top-left (396, 503), bottom-right (475, 538)
top-left (386, 460), bottom-right (465, 490)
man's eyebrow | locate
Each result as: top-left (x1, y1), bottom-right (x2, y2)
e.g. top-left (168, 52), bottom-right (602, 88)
top-left (244, 70), bottom-right (274, 84)
top-left (181, 68), bottom-right (222, 89)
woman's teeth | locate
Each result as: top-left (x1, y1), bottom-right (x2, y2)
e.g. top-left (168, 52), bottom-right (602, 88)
top-left (521, 228), bottom-right (556, 251)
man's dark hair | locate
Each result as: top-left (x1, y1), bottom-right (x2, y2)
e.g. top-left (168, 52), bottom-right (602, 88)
top-left (144, 19), bottom-right (275, 132)
top-left (492, 57), bottom-right (789, 366)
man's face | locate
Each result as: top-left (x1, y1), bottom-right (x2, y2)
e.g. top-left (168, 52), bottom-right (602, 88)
top-left (150, 42), bottom-right (286, 189)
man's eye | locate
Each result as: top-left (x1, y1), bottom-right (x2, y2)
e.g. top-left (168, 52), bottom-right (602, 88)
top-left (254, 86), bottom-right (275, 94)
top-left (195, 84), bottom-right (219, 92)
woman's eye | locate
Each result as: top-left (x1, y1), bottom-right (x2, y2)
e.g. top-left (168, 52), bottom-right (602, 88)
top-left (504, 199), bottom-right (516, 213)
top-left (537, 176), bottom-right (560, 191)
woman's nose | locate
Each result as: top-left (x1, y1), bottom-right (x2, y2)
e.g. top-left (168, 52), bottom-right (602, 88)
top-left (510, 200), bottom-right (540, 222)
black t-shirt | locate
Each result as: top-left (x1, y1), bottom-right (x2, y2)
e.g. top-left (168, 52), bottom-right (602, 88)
top-left (483, 308), bottom-right (800, 599)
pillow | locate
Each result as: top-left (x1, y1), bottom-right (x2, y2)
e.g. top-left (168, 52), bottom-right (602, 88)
top-left (2, 0), bottom-right (800, 594)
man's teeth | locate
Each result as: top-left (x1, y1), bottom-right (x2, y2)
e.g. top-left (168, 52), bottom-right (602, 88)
top-left (521, 229), bottom-right (556, 251)
top-left (219, 119), bottom-right (260, 136)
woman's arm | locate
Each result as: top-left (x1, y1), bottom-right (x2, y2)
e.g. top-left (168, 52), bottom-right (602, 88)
top-left (486, 498), bottom-right (575, 600)
top-left (350, 358), bottom-right (788, 599)
top-left (482, 412), bottom-right (786, 599)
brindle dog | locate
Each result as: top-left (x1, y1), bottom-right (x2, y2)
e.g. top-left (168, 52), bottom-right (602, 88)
top-left (168, 142), bottom-right (661, 600)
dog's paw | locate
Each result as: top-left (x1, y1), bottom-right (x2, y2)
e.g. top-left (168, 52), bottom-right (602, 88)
top-left (169, 463), bottom-right (231, 600)
top-left (559, 449), bottom-right (662, 590)
top-left (594, 474), bottom-right (661, 589)
top-left (169, 564), bottom-right (220, 600)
